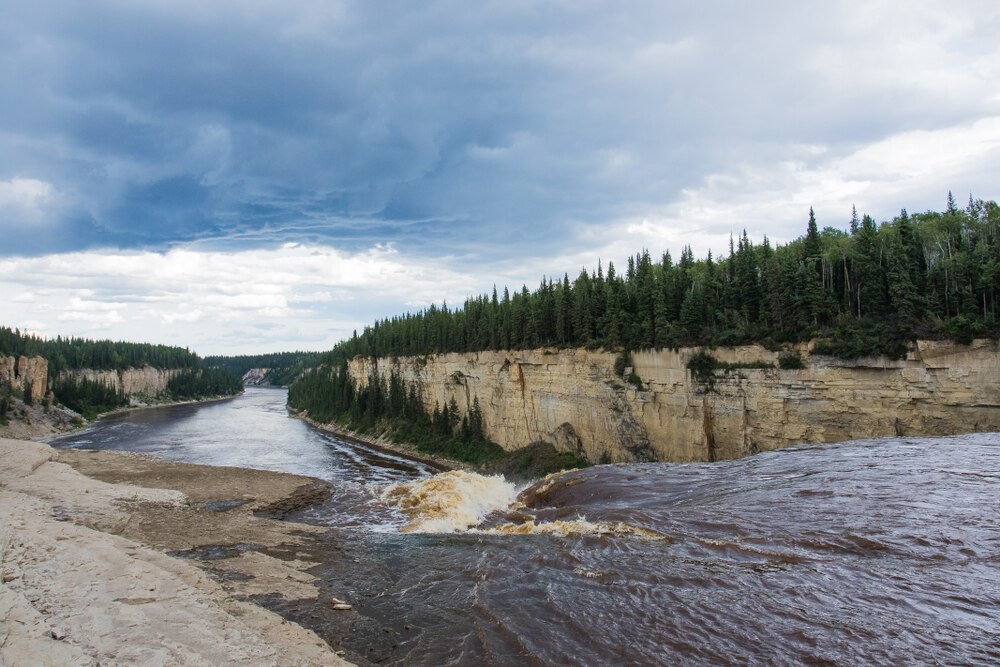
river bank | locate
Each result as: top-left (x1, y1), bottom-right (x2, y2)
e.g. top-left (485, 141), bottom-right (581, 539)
top-left (0, 391), bottom-right (242, 442)
top-left (92, 390), bottom-right (242, 423)
top-left (292, 410), bottom-right (591, 480)
top-left (0, 437), bottom-right (352, 666)
top-left (293, 410), bottom-right (465, 472)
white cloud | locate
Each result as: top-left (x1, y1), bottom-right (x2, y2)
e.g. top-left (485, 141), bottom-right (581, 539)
top-left (0, 243), bottom-right (484, 355)
top-left (0, 177), bottom-right (56, 227)
top-left (564, 115), bottom-right (1000, 265)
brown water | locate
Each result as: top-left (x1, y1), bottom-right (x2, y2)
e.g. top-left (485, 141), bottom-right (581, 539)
top-left (51, 388), bottom-right (1000, 665)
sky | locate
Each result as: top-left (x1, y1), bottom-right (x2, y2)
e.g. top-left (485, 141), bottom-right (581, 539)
top-left (1, 1), bottom-right (999, 355)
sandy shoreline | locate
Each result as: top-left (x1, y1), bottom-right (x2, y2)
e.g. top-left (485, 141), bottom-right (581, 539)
top-left (0, 437), bottom-right (353, 666)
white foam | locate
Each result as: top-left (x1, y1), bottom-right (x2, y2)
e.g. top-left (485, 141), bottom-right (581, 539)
top-left (381, 470), bottom-right (519, 533)
top-left (479, 519), bottom-right (665, 539)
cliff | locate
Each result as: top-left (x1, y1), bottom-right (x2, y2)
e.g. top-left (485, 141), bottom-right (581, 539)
top-left (348, 339), bottom-right (1000, 464)
top-left (58, 365), bottom-right (182, 401)
top-left (242, 368), bottom-right (271, 386)
top-left (1, 355), bottom-right (48, 403)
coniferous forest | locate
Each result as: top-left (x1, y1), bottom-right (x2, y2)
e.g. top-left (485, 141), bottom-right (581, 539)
top-left (323, 196), bottom-right (1000, 363)
top-left (0, 327), bottom-right (243, 418)
top-left (0, 327), bottom-right (200, 376)
top-left (203, 351), bottom-right (323, 386)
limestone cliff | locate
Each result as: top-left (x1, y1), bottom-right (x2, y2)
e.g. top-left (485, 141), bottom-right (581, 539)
top-left (348, 339), bottom-right (1000, 463)
top-left (57, 365), bottom-right (182, 401)
top-left (1, 355), bottom-right (48, 403)
top-left (242, 368), bottom-right (271, 386)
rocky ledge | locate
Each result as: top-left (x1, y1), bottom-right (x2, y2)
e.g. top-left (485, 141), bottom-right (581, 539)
top-left (0, 438), bottom-right (352, 666)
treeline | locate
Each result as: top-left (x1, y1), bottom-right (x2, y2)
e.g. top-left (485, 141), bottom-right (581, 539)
top-left (202, 351), bottom-right (322, 386)
top-left (288, 363), bottom-right (505, 465)
top-left (166, 367), bottom-right (244, 401)
top-left (0, 327), bottom-right (200, 376)
top-left (322, 195), bottom-right (999, 362)
top-left (50, 378), bottom-right (126, 421)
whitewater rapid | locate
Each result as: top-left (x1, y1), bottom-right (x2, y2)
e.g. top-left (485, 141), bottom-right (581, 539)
top-left (381, 469), bottom-right (665, 538)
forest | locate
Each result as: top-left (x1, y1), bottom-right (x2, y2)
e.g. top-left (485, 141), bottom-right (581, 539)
top-left (322, 195), bottom-right (1000, 363)
top-left (0, 327), bottom-right (200, 376)
top-left (165, 367), bottom-right (244, 401)
top-left (203, 351), bottom-right (322, 386)
top-left (0, 328), bottom-right (242, 418)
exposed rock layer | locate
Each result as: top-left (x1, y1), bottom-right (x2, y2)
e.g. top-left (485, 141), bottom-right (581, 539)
top-left (349, 340), bottom-right (1000, 463)
top-left (0, 438), bottom-right (350, 666)
top-left (0, 355), bottom-right (48, 403)
top-left (58, 365), bottom-right (181, 400)
top-left (242, 367), bottom-right (271, 386)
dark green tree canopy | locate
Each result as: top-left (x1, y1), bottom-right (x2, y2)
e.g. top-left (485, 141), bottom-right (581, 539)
top-left (314, 197), bottom-right (999, 363)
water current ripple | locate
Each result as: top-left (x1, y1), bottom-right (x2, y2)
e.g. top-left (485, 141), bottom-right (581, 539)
top-left (50, 388), bottom-right (1000, 666)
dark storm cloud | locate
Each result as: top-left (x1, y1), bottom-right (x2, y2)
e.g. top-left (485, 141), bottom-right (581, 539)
top-left (1, 1), bottom-right (998, 259)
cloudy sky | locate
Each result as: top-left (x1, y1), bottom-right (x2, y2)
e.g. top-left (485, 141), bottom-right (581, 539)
top-left (2, 1), bottom-right (998, 355)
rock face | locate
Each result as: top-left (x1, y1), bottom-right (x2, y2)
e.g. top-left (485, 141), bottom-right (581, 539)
top-left (0, 356), bottom-right (48, 403)
top-left (57, 366), bottom-right (181, 400)
top-left (242, 368), bottom-right (270, 386)
top-left (348, 339), bottom-right (1000, 463)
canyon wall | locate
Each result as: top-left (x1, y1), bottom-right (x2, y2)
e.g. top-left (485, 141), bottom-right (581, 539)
top-left (348, 339), bottom-right (1000, 463)
top-left (242, 368), bottom-right (271, 386)
top-left (0, 356), bottom-right (48, 403)
top-left (57, 366), bottom-right (182, 401)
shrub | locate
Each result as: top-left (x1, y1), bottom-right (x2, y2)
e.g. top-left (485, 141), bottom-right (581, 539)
top-left (946, 315), bottom-right (974, 345)
top-left (626, 372), bottom-right (643, 390)
top-left (613, 351), bottom-right (631, 377)
top-left (686, 350), bottom-right (719, 385)
top-left (687, 350), bottom-right (774, 391)
top-left (778, 351), bottom-right (805, 369)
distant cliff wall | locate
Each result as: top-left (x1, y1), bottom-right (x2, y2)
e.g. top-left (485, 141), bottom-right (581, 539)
top-left (0, 356), bottom-right (48, 403)
top-left (242, 368), bottom-right (270, 386)
top-left (348, 340), bottom-right (1000, 463)
top-left (57, 366), bottom-right (182, 400)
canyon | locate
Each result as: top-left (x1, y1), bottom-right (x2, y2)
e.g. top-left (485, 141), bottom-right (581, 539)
top-left (1, 355), bottom-right (182, 404)
top-left (1, 356), bottom-right (188, 438)
top-left (348, 339), bottom-right (1000, 463)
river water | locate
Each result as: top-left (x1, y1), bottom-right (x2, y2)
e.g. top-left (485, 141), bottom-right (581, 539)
top-left (50, 387), bottom-right (1000, 666)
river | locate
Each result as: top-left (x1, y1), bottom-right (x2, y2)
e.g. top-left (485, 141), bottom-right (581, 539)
top-left (50, 387), bottom-right (1000, 666)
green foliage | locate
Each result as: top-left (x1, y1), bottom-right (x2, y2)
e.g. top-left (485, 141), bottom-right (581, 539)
top-left (778, 351), bottom-right (805, 369)
top-left (626, 372), bottom-right (643, 390)
top-left (686, 350), bottom-right (774, 391)
top-left (0, 387), bottom-right (10, 425)
top-left (288, 365), bottom-right (506, 466)
top-left (945, 315), bottom-right (975, 346)
top-left (686, 351), bottom-right (720, 385)
top-left (166, 368), bottom-right (243, 401)
top-left (613, 351), bottom-right (630, 377)
top-left (811, 321), bottom-right (909, 360)
top-left (201, 351), bottom-right (323, 386)
top-left (53, 378), bottom-right (127, 420)
top-left (0, 326), bottom-right (199, 377)
top-left (300, 197), bottom-right (999, 365)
